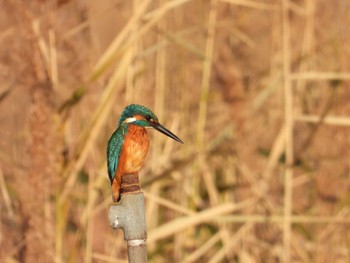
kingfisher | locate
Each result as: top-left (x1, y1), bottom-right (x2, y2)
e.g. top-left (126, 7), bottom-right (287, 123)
top-left (107, 104), bottom-right (183, 202)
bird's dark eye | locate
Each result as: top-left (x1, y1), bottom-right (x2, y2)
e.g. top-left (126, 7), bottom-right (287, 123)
top-left (146, 115), bottom-right (152, 121)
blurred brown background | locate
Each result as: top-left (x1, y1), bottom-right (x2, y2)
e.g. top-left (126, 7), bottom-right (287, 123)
top-left (0, 0), bottom-right (350, 262)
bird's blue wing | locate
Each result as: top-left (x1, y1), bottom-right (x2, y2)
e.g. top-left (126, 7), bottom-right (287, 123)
top-left (107, 127), bottom-right (124, 183)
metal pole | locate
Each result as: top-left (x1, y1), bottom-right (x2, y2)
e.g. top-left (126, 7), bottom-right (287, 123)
top-left (109, 174), bottom-right (147, 263)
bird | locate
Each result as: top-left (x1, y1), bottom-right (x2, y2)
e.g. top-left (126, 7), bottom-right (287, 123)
top-left (107, 104), bottom-right (184, 202)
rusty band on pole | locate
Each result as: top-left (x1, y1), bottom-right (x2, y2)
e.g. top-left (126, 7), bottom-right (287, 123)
top-left (120, 172), bottom-right (141, 195)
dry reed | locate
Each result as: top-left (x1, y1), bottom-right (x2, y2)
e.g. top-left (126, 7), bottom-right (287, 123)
top-left (1, 0), bottom-right (350, 262)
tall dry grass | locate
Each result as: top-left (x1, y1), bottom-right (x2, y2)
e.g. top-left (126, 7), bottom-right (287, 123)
top-left (0, 0), bottom-right (350, 262)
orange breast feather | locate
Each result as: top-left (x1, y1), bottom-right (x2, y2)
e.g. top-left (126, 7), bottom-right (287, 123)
top-left (123, 125), bottom-right (150, 173)
top-left (111, 124), bottom-right (150, 201)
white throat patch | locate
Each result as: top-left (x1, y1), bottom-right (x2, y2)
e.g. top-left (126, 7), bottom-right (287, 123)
top-left (123, 117), bottom-right (137, 124)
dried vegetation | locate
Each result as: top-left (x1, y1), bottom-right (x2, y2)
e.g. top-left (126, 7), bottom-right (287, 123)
top-left (0, 0), bottom-right (350, 262)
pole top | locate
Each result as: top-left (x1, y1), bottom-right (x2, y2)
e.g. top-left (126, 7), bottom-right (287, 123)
top-left (109, 192), bottom-right (147, 241)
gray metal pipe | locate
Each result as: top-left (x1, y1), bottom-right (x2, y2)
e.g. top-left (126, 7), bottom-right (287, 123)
top-left (109, 192), bottom-right (148, 263)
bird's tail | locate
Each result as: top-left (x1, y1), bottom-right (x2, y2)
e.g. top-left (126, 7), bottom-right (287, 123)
top-left (112, 178), bottom-right (121, 202)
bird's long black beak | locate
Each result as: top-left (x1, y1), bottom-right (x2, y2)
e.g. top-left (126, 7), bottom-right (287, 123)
top-left (150, 122), bottom-right (184, 144)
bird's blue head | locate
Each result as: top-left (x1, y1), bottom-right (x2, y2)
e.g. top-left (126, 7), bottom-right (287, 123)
top-left (118, 104), bottom-right (158, 127)
top-left (118, 104), bottom-right (183, 144)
